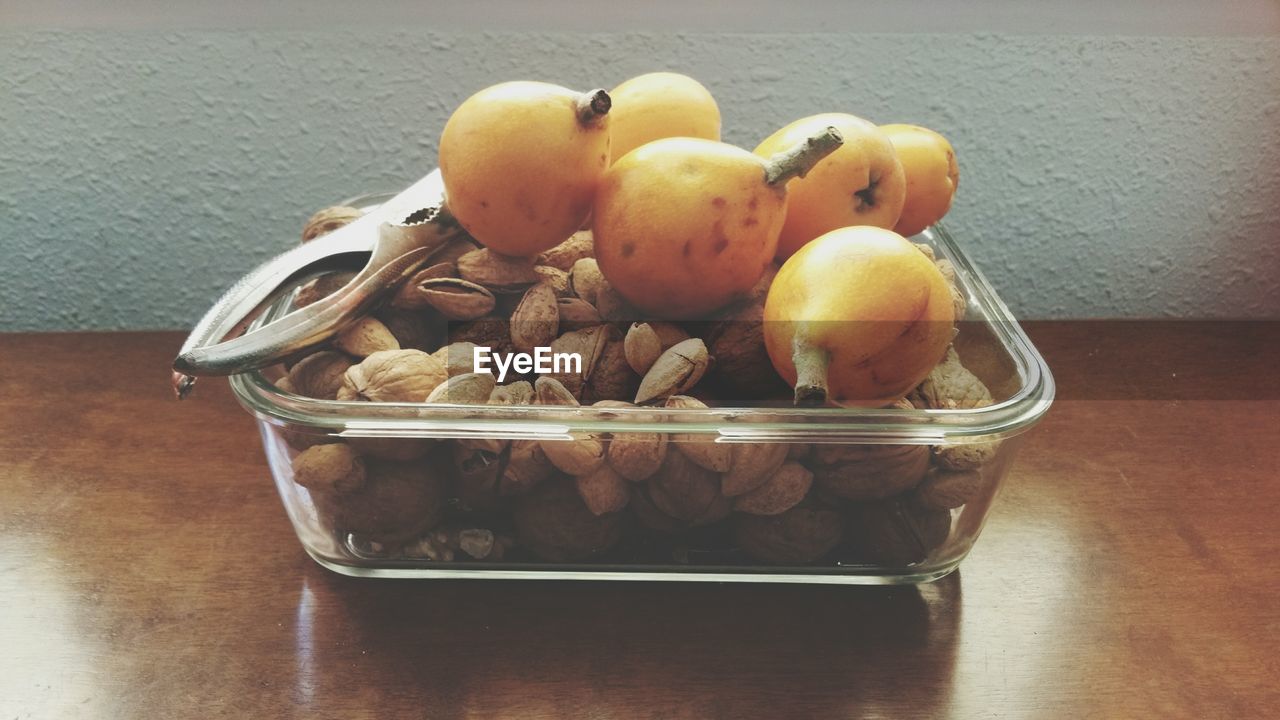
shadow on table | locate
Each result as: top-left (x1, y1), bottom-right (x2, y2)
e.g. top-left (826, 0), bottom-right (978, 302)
top-left (293, 568), bottom-right (963, 717)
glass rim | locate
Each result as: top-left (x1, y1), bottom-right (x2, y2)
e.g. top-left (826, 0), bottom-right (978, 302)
top-left (230, 222), bottom-right (1055, 443)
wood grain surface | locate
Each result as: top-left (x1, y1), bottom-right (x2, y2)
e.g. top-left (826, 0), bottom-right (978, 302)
top-left (1, 323), bottom-right (1277, 718)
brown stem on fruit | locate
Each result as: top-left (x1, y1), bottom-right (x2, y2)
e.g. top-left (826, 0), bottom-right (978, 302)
top-left (792, 340), bottom-right (831, 407)
top-left (575, 89), bottom-right (612, 127)
top-left (763, 126), bottom-right (844, 186)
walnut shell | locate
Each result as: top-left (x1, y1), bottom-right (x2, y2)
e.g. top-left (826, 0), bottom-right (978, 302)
top-left (810, 444), bottom-right (930, 501)
top-left (502, 440), bottom-right (554, 497)
top-left (733, 462), bottom-right (813, 516)
top-left (375, 307), bottom-right (442, 352)
top-left (333, 317), bottom-right (399, 358)
top-left (581, 336), bottom-right (639, 404)
top-left (287, 351), bottom-right (353, 400)
top-left (933, 441), bottom-right (1000, 471)
top-left (302, 206), bottom-right (362, 243)
top-left (431, 341), bottom-right (479, 378)
top-left (721, 442), bottom-right (790, 497)
top-left (844, 497), bottom-right (951, 566)
top-left (338, 349), bottom-right (448, 403)
top-left (292, 443), bottom-right (365, 495)
top-left (448, 316), bottom-right (514, 358)
top-left (512, 479), bottom-right (623, 562)
top-left (425, 372), bottom-right (497, 404)
top-left (911, 347), bottom-right (994, 410)
top-left (607, 426), bottom-right (668, 483)
top-left (664, 396), bottom-right (732, 473)
top-left (451, 443), bottom-right (505, 512)
top-left (734, 502), bottom-right (843, 565)
top-left (706, 299), bottom-right (788, 400)
top-left (575, 463), bottom-right (630, 515)
top-left (914, 467), bottom-right (985, 510)
top-left (544, 325), bottom-right (611, 400)
top-left (648, 448), bottom-right (726, 525)
top-left (489, 380), bottom-right (535, 406)
top-left (295, 271), bottom-right (355, 309)
top-left (322, 455), bottom-right (447, 544)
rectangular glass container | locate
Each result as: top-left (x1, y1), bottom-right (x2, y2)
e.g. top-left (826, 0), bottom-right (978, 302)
top-left (230, 223), bottom-right (1053, 584)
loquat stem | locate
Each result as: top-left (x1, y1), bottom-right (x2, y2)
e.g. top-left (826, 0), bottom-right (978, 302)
top-left (792, 340), bottom-right (831, 407)
top-left (575, 89), bottom-right (612, 127)
top-left (763, 126), bottom-right (844, 186)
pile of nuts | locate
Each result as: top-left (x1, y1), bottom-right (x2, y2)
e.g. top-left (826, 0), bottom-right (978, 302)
top-left (273, 208), bottom-right (998, 567)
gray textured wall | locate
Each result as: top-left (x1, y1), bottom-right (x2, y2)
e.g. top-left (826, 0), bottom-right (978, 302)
top-left (1, 30), bottom-right (1278, 330)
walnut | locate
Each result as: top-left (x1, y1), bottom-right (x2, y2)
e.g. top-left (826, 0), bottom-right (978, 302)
top-left (734, 501), bottom-right (843, 565)
top-left (430, 341), bottom-right (479, 377)
top-left (574, 463), bottom-right (630, 515)
top-left (451, 443), bottom-right (505, 512)
top-left (911, 347), bottom-right (993, 410)
top-left (295, 271), bottom-right (355, 309)
top-left (721, 442), bottom-right (790, 497)
top-left (302, 205), bottom-right (362, 243)
top-left (425, 372), bottom-right (496, 404)
top-left (706, 298), bottom-right (789, 400)
top-left (647, 448), bottom-right (728, 525)
top-left (338, 349), bottom-right (447, 403)
top-left (291, 443), bottom-right (365, 495)
top-left (604, 407), bottom-right (668, 482)
top-left (488, 380), bottom-right (535, 406)
top-left (664, 396), bottom-right (732, 472)
top-left (734, 462), bottom-right (813, 516)
top-left (544, 325), bottom-right (611, 400)
top-left (321, 455), bottom-right (448, 544)
top-left (286, 351), bottom-right (352, 400)
top-left (374, 307), bottom-right (442, 352)
top-left (512, 479), bottom-right (623, 562)
top-left (502, 440), bottom-right (554, 497)
top-left (914, 467), bottom-right (986, 510)
top-left (581, 334), bottom-right (638, 404)
top-left (843, 496), bottom-right (951, 566)
top-left (810, 444), bottom-right (930, 501)
top-left (448, 316), bottom-right (514, 357)
top-left (333, 317), bottom-right (400, 358)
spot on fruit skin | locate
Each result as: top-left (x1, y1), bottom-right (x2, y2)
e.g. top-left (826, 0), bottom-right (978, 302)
top-left (711, 196), bottom-right (727, 208)
top-left (742, 216), bottom-right (759, 228)
top-left (621, 243), bottom-right (636, 258)
top-left (682, 241), bottom-right (692, 258)
top-left (711, 220), bottom-right (730, 254)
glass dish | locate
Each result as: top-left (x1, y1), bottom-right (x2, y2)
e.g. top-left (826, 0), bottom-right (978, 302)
top-left (230, 220), bottom-right (1053, 584)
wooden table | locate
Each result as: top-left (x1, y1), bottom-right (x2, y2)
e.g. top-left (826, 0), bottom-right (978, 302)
top-left (2, 324), bottom-right (1277, 718)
